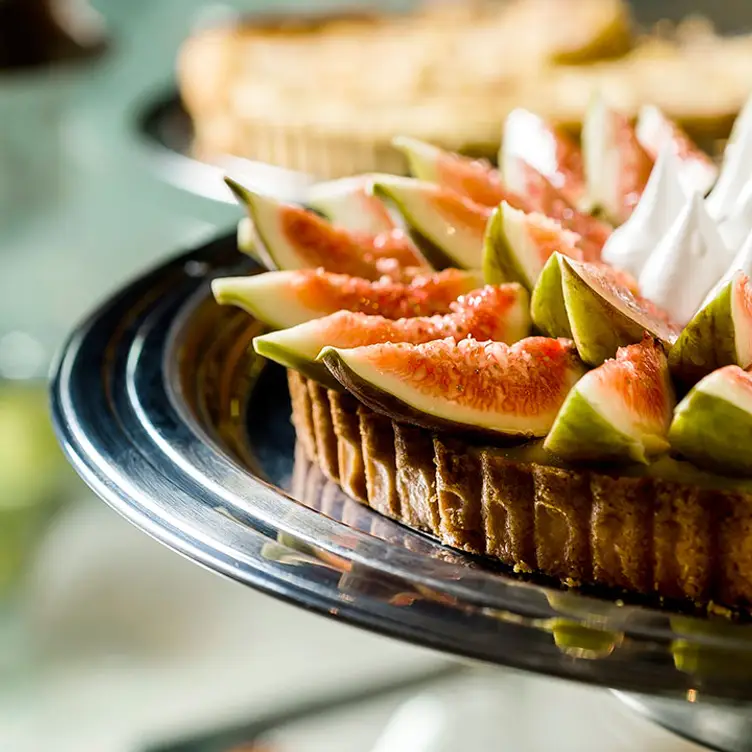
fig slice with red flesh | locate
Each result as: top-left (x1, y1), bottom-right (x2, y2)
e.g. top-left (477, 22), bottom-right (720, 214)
top-left (211, 268), bottom-right (483, 331)
top-left (532, 252), bottom-right (679, 366)
top-left (483, 200), bottom-right (588, 291)
top-left (501, 108), bottom-right (586, 209)
top-left (225, 178), bottom-right (428, 279)
top-left (544, 337), bottom-right (675, 464)
top-left (371, 176), bottom-right (492, 270)
top-left (392, 136), bottom-right (530, 210)
top-left (502, 157), bottom-right (611, 259)
top-left (305, 174), bottom-right (399, 235)
top-left (320, 336), bottom-right (585, 439)
top-left (253, 284), bottom-right (531, 389)
top-left (669, 271), bottom-right (752, 387)
top-left (669, 365), bottom-right (752, 477)
top-left (583, 95), bottom-right (655, 226)
top-left (483, 201), bottom-right (635, 294)
top-left (636, 105), bottom-right (718, 197)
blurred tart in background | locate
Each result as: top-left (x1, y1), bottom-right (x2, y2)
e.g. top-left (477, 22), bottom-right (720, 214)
top-left (177, 0), bottom-right (752, 178)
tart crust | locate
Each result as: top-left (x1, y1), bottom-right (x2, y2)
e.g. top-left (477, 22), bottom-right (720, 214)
top-left (287, 369), bottom-right (752, 609)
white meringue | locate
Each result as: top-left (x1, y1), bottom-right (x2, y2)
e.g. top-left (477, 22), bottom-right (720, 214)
top-left (707, 94), bottom-right (752, 220)
top-left (600, 147), bottom-right (686, 278)
top-left (639, 192), bottom-right (731, 326)
top-left (719, 179), bottom-right (752, 252)
top-left (702, 227), bottom-right (752, 309)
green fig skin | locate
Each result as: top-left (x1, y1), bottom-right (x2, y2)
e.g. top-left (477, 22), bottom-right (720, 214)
top-left (668, 282), bottom-right (737, 387)
top-left (531, 253), bottom-right (573, 339)
top-left (669, 390), bottom-right (752, 477)
top-left (253, 336), bottom-right (342, 391)
top-left (543, 390), bottom-right (653, 464)
top-left (561, 259), bottom-right (647, 366)
top-left (370, 181), bottom-right (485, 271)
top-left (481, 204), bottom-right (530, 287)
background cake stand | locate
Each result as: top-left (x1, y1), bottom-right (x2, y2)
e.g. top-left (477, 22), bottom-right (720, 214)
top-left (51, 233), bottom-right (752, 751)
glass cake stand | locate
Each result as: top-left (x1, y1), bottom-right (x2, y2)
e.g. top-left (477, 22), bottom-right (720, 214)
top-left (51, 233), bottom-right (752, 751)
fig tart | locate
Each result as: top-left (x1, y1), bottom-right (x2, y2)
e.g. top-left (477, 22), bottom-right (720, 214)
top-left (177, 0), bottom-right (752, 178)
top-left (213, 93), bottom-right (752, 611)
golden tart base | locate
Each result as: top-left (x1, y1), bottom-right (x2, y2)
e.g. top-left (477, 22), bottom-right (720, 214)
top-left (287, 369), bottom-right (752, 611)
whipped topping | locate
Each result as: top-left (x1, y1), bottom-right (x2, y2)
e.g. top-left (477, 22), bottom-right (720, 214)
top-left (719, 178), bottom-right (752, 251)
top-left (600, 147), bottom-right (686, 278)
top-left (701, 226), bottom-right (752, 308)
top-left (639, 192), bottom-right (731, 326)
top-left (707, 94), bottom-right (752, 220)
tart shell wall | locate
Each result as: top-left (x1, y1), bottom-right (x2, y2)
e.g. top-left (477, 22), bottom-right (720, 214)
top-left (287, 369), bottom-right (752, 610)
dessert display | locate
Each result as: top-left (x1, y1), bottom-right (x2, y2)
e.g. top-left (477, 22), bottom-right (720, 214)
top-left (212, 91), bottom-right (752, 612)
top-left (177, 0), bottom-right (752, 178)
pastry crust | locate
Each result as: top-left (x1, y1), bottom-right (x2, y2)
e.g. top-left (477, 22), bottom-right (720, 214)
top-left (287, 370), bottom-right (752, 610)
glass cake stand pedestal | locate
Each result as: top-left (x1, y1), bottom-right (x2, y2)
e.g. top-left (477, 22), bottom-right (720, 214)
top-left (51, 233), bottom-right (752, 752)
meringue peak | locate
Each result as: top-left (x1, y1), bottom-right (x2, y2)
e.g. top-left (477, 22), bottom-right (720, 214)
top-left (639, 192), bottom-right (731, 326)
top-left (600, 146), bottom-right (686, 278)
top-left (707, 93), bottom-right (752, 219)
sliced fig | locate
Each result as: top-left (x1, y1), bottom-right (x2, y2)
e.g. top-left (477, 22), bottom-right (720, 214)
top-left (253, 284), bottom-right (531, 388)
top-left (320, 337), bottom-right (585, 438)
top-left (502, 156), bottom-right (611, 259)
top-left (371, 176), bottom-right (491, 270)
top-left (545, 337), bottom-right (675, 464)
top-left (501, 108), bottom-right (586, 208)
top-left (533, 253), bottom-right (679, 366)
top-left (531, 252), bottom-right (639, 342)
top-left (669, 365), bottom-right (752, 476)
top-left (237, 217), bottom-right (260, 261)
top-left (583, 95), bottom-right (655, 225)
top-left (225, 178), bottom-right (427, 279)
top-left (636, 105), bottom-right (718, 196)
top-left (212, 268), bottom-right (482, 330)
top-left (305, 174), bottom-right (398, 235)
top-left (669, 271), bottom-right (752, 386)
top-left (392, 136), bottom-right (529, 210)
top-left (483, 201), bottom-right (585, 291)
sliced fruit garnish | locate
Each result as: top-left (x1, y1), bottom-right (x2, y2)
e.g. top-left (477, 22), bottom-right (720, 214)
top-left (532, 253), bottom-right (679, 366)
top-left (483, 201), bottom-right (585, 290)
top-left (638, 192), bottom-right (731, 327)
top-left (545, 337), bottom-right (675, 464)
top-left (320, 336), bottom-right (585, 438)
top-left (600, 146), bottom-right (686, 278)
top-left (392, 136), bottom-right (529, 210)
top-left (501, 108), bottom-right (586, 208)
top-left (669, 365), bottom-right (752, 476)
top-left (502, 157), bottom-right (610, 259)
top-left (212, 268), bottom-right (482, 330)
top-left (237, 217), bottom-right (260, 261)
top-left (669, 271), bottom-right (752, 386)
top-left (253, 284), bottom-right (531, 388)
top-left (371, 176), bottom-right (491, 269)
top-left (583, 95), bottom-right (655, 225)
top-left (305, 174), bottom-right (397, 235)
top-left (225, 179), bottom-right (427, 279)
top-left (635, 105), bottom-right (718, 197)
